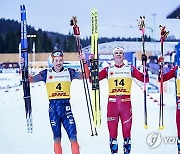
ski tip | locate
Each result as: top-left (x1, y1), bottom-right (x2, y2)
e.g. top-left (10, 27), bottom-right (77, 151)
top-left (20, 4), bottom-right (26, 12)
top-left (144, 124), bottom-right (148, 129)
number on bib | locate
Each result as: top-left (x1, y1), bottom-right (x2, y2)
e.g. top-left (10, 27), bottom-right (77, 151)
top-left (56, 83), bottom-right (62, 90)
top-left (114, 79), bottom-right (125, 86)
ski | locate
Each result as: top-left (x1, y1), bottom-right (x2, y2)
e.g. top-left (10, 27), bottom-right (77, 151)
top-left (20, 4), bottom-right (33, 133)
top-left (137, 16), bottom-right (148, 129)
top-left (91, 8), bottom-right (101, 128)
top-left (158, 25), bottom-right (169, 130)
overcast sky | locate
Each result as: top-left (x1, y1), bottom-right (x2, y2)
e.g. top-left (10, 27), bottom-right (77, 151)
top-left (1, 0), bottom-right (180, 40)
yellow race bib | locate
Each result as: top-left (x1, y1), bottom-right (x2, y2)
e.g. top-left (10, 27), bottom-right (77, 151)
top-left (46, 81), bottom-right (71, 99)
top-left (176, 79), bottom-right (180, 97)
top-left (108, 77), bottom-right (132, 95)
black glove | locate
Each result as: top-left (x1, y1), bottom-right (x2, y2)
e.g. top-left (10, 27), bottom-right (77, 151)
top-left (141, 54), bottom-right (147, 65)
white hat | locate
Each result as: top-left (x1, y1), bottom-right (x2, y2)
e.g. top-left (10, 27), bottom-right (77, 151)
top-left (112, 46), bottom-right (124, 54)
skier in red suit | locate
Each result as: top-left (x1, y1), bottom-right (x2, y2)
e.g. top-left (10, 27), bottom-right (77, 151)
top-left (94, 46), bottom-right (149, 154)
top-left (158, 56), bottom-right (180, 153)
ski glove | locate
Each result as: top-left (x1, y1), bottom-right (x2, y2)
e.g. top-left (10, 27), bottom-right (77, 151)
top-left (158, 56), bottom-right (164, 63)
top-left (79, 53), bottom-right (87, 64)
top-left (28, 74), bottom-right (33, 83)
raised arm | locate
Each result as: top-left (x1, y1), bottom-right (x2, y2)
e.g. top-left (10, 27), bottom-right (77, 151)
top-left (158, 56), bottom-right (177, 82)
top-left (70, 63), bottom-right (90, 80)
top-left (158, 66), bottom-right (177, 82)
top-left (131, 65), bottom-right (149, 82)
top-left (72, 53), bottom-right (90, 79)
top-left (99, 67), bottom-right (108, 81)
top-left (19, 57), bottom-right (47, 83)
top-left (29, 69), bottom-right (47, 83)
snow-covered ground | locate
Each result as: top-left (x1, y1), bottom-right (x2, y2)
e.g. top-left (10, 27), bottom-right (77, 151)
top-left (0, 72), bottom-right (178, 154)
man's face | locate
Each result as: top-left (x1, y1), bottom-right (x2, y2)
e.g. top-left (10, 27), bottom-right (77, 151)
top-left (113, 50), bottom-right (124, 62)
top-left (52, 56), bottom-right (64, 70)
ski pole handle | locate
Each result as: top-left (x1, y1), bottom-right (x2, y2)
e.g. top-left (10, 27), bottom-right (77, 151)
top-left (70, 16), bottom-right (80, 35)
top-left (73, 26), bottom-right (80, 35)
top-left (141, 54), bottom-right (147, 65)
top-left (159, 25), bottom-right (169, 43)
top-left (70, 16), bottom-right (83, 55)
top-left (137, 16), bottom-right (145, 54)
top-left (137, 16), bottom-right (145, 35)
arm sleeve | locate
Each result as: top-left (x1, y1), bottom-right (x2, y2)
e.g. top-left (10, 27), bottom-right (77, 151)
top-left (132, 65), bottom-right (149, 82)
top-left (68, 64), bottom-right (90, 80)
top-left (89, 66), bottom-right (108, 83)
top-left (99, 67), bottom-right (108, 81)
top-left (84, 63), bottom-right (90, 78)
top-left (68, 68), bottom-right (81, 80)
top-left (158, 66), bottom-right (177, 82)
top-left (31, 69), bottom-right (47, 83)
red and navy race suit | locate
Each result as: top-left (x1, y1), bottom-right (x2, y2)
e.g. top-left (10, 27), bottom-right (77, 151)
top-left (99, 63), bottom-right (149, 139)
top-left (159, 65), bottom-right (180, 137)
top-left (32, 67), bottom-right (82, 141)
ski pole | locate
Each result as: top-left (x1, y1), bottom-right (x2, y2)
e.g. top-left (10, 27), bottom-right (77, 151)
top-left (138, 16), bottom-right (148, 129)
top-left (158, 25), bottom-right (169, 130)
top-left (70, 16), bottom-right (97, 136)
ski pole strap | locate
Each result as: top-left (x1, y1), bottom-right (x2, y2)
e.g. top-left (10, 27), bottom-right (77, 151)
top-left (159, 25), bottom-right (169, 43)
top-left (137, 16), bottom-right (146, 54)
top-left (77, 38), bottom-right (83, 54)
top-left (137, 16), bottom-right (145, 35)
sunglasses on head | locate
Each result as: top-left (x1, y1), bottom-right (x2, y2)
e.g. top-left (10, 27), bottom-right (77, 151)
top-left (51, 50), bottom-right (64, 57)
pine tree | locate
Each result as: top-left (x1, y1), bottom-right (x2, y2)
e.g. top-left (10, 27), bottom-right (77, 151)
top-left (0, 35), bottom-right (5, 52)
top-left (4, 31), bottom-right (17, 53)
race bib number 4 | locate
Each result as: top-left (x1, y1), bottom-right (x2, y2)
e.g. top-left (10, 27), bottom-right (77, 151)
top-left (46, 81), bottom-right (71, 99)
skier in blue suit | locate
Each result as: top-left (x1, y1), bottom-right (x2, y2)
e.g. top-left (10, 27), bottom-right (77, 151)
top-left (27, 50), bottom-right (89, 154)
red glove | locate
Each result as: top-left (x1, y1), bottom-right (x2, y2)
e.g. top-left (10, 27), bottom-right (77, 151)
top-left (158, 56), bottom-right (164, 63)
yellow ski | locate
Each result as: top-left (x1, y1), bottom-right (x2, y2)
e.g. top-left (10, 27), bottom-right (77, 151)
top-left (91, 8), bottom-right (101, 128)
